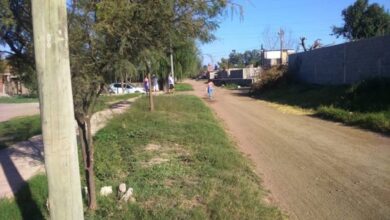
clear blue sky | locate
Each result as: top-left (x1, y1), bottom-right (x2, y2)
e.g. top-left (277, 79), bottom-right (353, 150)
top-left (199, 0), bottom-right (390, 65)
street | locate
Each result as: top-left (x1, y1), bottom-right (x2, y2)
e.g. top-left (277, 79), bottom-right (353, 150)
top-left (0, 103), bottom-right (40, 122)
top-left (188, 80), bottom-right (390, 220)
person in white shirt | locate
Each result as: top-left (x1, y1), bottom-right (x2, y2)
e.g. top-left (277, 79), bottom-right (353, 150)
top-left (152, 75), bottom-right (159, 92)
top-left (168, 74), bottom-right (174, 93)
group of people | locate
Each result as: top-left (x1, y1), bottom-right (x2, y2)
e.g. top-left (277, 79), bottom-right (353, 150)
top-left (143, 74), bottom-right (175, 94)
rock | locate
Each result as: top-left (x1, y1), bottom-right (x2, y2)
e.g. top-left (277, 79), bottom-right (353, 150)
top-left (118, 183), bottom-right (126, 198)
top-left (119, 183), bottom-right (126, 193)
top-left (100, 186), bottom-right (113, 196)
top-left (120, 187), bottom-right (135, 203)
top-left (46, 199), bottom-right (50, 212)
top-left (84, 186), bottom-right (89, 197)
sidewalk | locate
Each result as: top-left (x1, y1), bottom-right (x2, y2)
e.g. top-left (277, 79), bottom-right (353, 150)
top-left (0, 97), bottom-right (139, 198)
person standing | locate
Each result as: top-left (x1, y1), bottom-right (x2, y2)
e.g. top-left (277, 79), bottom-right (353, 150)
top-left (144, 76), bottom-right (149, 95)
top-left (152, 74), bottom-right (159, 92)
top-left (168, 74), bottom-right (175, 94)
top-left (207, 79), bottom-right (215, 100)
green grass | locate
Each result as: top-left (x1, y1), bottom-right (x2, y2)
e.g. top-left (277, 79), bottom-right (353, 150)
top-left (93, 93), bottom-right (140, 113)
top-left (254, 77), bottom-right (390, 134)
top-left (0, 95), bottom-right (283, 219)
top-left (174, 83), bottom-right (193, 91)
top-left (0, 94), bottom-right (139, 150)
top-left (0, 115), bottom-right (41, 150)
top-left (223, 84), bottom-right (240, 90)
top-left (0, 175), bottom-right (49, 220)
top-left (0, 96), bottom-right (38, 104)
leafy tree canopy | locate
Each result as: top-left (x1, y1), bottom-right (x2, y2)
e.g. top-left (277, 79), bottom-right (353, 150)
top-left (332, 0), bottom-right (390, 40)
top-left (219, 49), bottom-right (261, 68)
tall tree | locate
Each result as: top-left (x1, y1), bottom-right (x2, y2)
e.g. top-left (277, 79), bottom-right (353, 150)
top-left (0, 0), bottom-right (37, 93)
top-left (332, 0), bottom-right (390, 41)
top-left (219, 49), bottom-right (261, 68)
top-left (1, 0), bottom-right (233, 211)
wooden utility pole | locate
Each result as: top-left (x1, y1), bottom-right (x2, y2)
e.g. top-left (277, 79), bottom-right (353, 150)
top-left (31, 0), bottom-right (84, 219)
top-left (278, 28), bottom-right (284, 65)
top-left (170, 41), bottom-right (175, 79)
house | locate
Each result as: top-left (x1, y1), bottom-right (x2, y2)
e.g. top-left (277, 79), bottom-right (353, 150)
top-left (0, 63), bottom-right (29, 96)
top-left (261, 49), bottom-right (295, 67)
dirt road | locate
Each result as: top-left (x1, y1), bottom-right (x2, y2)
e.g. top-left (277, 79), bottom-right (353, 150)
top-left (0, 103), bottom-right (40, 122)
top-left (188, 80), bottom-right (390, 220)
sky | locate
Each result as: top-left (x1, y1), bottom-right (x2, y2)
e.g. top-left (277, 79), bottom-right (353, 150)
top-left (199, 0), bottom-right (390, 65)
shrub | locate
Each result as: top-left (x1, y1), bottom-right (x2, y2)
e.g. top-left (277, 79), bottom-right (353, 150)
top-left (341, 77), bottom-right (390, 112)
top-left (250, 65), bottom-right (291, 94)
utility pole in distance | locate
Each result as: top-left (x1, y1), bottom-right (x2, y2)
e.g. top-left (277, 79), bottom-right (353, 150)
top-left (170, 41), bottom-right (175, 79)
top-left (278, 28), bottom-right (284, 65)
top-left (31, 0), bottom-right (84, 219)
top-left (147, 61), bottom-right (154, 111)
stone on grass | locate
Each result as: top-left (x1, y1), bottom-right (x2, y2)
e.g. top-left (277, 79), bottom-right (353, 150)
top-left (118, 183), bottom-right (126, 198)
top-left (119, 183), bottom-right (126, 193)
top-left (100, 186), bottom-right (113, 196)
top-left (120, 187), bottom-right (136, 203)
top-left (84, 186), bottom-right (89, 197)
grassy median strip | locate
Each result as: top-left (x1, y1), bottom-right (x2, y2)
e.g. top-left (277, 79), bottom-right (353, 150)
top-left (0, 96), bottom-right (38, 104)
top-left (174, 83), bottom-right (193, 91)
top-left (0, 115), bottom-right (41, 150)
top-left (93, 93), bottom-right (140, 113)
top-left (91, 95), bottom-right (282, 219)
top-left (0, 95), bottom-right (283, 219)
top-left (0, 94), bottom-right (139, 150)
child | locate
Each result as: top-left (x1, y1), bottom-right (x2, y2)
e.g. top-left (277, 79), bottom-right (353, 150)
top-left (168, 74), bottom-right (174, 93)
top-left (144, 76), bottom-right (149, 94)
top-left (207, 80), bottom-right (214, 100)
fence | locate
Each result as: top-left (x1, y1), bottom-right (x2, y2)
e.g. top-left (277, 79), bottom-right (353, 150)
top-left (288, 35), bottom-right (390, 85)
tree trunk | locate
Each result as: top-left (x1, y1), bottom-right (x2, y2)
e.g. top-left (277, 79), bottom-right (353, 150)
top-left (85, 116), bottom-right (97, 209)
top-left (31, 0), bottom-right (84, 219)
top-left (76, 116), bottom-right (97, 210)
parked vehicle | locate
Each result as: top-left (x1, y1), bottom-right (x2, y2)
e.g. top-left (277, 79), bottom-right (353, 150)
top-left (212, 68), bottom-right (260, 87)
top-left (109, 83), bottom-right (145, 94)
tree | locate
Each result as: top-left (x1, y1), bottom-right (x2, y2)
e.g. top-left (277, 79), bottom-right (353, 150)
top-left (332, 0), bottom-right (390, 41)
top-left (262, 27), bottom-right (296, 50)
top-left (219, 49), bottom-right (261, 68)
top-left (0, 0), bottom-right (38, 94)
top-left (1, 0), bottom-right (232, 211)
top-left (299, 37), bottom-right (322, 52)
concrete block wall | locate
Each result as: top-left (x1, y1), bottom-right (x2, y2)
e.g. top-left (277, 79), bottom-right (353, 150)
top-left (288, 35), bottom-right (390, 85)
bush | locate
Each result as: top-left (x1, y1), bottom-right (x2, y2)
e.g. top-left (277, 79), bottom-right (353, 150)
top-left (250, 65), bottom-right (291, 94)
top-left (341, 78), bottom-right (390, 112)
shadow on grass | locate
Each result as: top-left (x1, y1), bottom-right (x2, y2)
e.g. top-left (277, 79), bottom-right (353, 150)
top-left (0, 150), bottom-right (44, 219)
